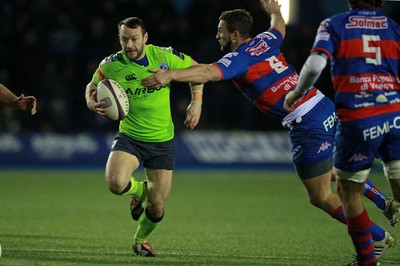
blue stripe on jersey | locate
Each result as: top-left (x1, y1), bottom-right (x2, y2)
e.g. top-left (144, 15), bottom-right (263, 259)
top-left (240, 66), bottom-right (296, 102)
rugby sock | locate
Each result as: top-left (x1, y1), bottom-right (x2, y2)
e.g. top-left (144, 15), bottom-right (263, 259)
top-left (331, 205), bottom-right (346, 224)
top-left (134, 208), bottom-right (164, 244)
top-left (347, 209), bottom-right (377, 265)
top-left (121, 177), bottom-right (145, 198)
top-left (331, 205), bottom-right (385, 242)
top-left (363, 178), bottom-right (387, 210)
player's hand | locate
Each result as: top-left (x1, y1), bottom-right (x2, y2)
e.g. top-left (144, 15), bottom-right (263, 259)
top-left (14, 94), bottom-right (37, 115)
top-left (142, 69), bottom-right (171, 88)
top-left (260, 0), bottom-right (281, 15)
top-left (284, 90), bottom-right (303, 112)
top-left (87, 90), bottom-right (107, 117)
top-left (184, 101), bottom-right (202, 129)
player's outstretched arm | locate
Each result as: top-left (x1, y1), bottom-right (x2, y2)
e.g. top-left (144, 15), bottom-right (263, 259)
top-left (0, 84), bottom-right (37, 115)
top-left (142, 64), bottom-right (222, 88)
top-left (260, 0), bottom-right (286, 37)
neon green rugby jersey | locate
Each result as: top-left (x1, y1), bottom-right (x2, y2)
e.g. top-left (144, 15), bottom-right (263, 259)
top-left (92, 45), bottom-right (192, 142)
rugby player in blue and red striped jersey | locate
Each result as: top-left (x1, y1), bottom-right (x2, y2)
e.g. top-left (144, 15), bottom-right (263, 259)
top-left (143, 0), bottom-right (398, 262)
top-left (284, 0), bottom-right (400, 265)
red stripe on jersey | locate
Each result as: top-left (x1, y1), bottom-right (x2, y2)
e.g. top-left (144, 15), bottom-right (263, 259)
top-left (242, 61), bottom-right (274, 84)
top-left (336, 39), bottom-right (400, 59)
top-left (252, 72), bottom-right (298, 113)
top-left (97, 68), bottom-right (105, 80)
top-left (338, 103), bottom-right (400, 122)
top-left (333, 74), bottom-right (400, 93)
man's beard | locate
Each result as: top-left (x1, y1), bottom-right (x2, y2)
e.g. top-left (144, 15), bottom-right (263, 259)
top-left (221, 40), bottom-right (232, 53)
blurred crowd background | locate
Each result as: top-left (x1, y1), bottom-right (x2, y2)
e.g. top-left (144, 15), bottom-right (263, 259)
top-left (1, 0), bottom-right (399, 133)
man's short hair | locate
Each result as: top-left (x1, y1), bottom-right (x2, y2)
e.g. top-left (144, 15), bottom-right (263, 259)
top-left (219, 9), bottom-right (253, 39)
top-left (118, 17), bottom-right (147, 35)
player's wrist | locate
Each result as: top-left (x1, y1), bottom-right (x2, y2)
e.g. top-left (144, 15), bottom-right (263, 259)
top-left (191, 90), bottom-right (203, 102)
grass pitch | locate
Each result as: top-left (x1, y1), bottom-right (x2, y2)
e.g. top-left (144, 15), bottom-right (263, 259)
top-left (0, 169), bottom-right (399, 265)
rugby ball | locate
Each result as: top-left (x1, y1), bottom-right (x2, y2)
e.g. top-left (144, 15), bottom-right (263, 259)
top-left (96, 79), bottom-right (129, 121)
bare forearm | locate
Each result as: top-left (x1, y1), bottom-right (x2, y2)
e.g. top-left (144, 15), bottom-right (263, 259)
top-left (0, 84), bottom-right (18, 106)
top-left (170, 64), bottom-right (220, 84)
top-left (270, 12), bottom-right (286, 37)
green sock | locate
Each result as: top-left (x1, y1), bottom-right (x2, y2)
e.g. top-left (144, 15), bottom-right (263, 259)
top-left (121, 177), bottom-right (145, 199)
top-left (134, 209), bottom-right (163, 244)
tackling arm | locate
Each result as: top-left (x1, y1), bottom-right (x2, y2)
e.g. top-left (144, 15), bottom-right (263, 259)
top-left (170, 64), bottom-right (222, 84)
top-left (141, 63), bottom-right (222, 88)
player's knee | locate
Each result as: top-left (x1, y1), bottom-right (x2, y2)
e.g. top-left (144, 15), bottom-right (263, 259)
top-left (383, 160), bottom-right (400, 179)
top-left (108, 184), bottom-right (125, 195)
top-left (308, 193), bottom-right (326, 209)
top-left (308, 196), bottom-right (322, 208)
top-left (105, 176), bottom-right (127, 195)
top-left (147, 200), bottom-right (165, 218)
top-left (145, 207), bottom-right (164, 223)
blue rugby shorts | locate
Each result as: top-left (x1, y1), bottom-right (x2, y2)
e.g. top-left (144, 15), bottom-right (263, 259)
top-left (288, 97), bottom-right (336, 178)
top-left (334, 112), bottom-right (400, 173)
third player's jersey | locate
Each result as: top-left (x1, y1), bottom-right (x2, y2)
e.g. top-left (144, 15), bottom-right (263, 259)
top-left (92, 45), bottom-right (192, 142)
top-left (213, 28), bottom-right (320, 120)
top-left (311, 9), bottom-right (400, 122)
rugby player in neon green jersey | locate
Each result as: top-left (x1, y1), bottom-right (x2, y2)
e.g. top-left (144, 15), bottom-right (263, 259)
top-left (85, 17), bottom-right (203, 257)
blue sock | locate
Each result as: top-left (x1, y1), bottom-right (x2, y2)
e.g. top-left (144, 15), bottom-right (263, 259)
top-left (363, 179), bottom-right (387, 210)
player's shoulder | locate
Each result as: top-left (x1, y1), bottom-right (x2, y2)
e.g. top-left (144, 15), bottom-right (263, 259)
top-left (99, 51), bottom-right (124, 67)
top-left (255, 29), bottom-right (281, 41)
top-left (148, 44), bottom-right (187, 60)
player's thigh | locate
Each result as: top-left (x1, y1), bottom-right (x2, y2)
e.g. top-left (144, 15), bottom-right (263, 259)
top-left (105, 150), bottom-right (140, 184)
top-left (301, 169), bottom-right (333, 198)
top-left (145, 168), bottom-right (173, 205)
top-left (334, 121), bottom-right (376, 174)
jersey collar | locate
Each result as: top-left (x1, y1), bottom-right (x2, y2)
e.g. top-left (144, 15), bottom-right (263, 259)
top-left (122, 52), bottom-right (149, 67)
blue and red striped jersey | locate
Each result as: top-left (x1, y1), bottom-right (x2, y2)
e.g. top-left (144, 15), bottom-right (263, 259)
top-left (311, 9), bottom-right (400, 122)
top-left (213, 28), bottom-right (318, 120)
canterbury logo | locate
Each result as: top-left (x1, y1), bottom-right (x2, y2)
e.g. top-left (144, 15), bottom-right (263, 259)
top-left (125, 74), bottom-right (137, 81)
top-left (348, 153), bottom-right (368, 162)
top-left (317, 141), bottom-right (331, 153)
